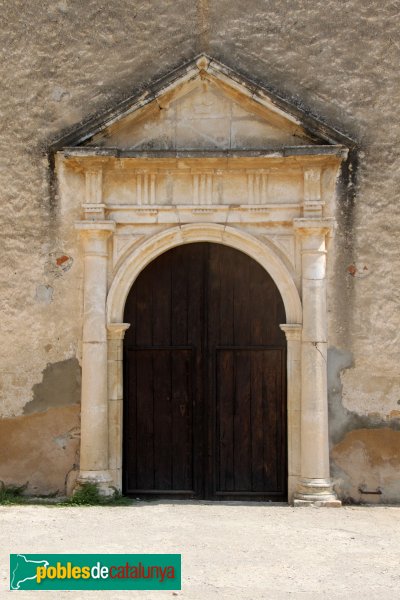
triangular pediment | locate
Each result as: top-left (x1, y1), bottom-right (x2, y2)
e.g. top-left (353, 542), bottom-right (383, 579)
top-left (53, 55), bottom-right (354, 152)
top-left (85, 73), bottom-right (314, 151)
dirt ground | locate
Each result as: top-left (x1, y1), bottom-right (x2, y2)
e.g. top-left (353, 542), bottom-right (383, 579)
top-left (1, 502), bottom-right (399, 599)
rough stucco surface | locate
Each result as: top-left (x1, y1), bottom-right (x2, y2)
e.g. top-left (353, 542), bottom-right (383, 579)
top-left (1, 1), bottom-right (400, 499)
top-left (0, 405), bottom-right (80, 495)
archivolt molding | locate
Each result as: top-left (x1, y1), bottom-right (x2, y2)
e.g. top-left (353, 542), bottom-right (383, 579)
top-left (106, 223), bottom-right (303, 325)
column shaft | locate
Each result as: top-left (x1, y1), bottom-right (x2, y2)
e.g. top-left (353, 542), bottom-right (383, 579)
top-left (107, 323), bottom-right (130, 490)
top-left (294, 219), bottom-right (340, 506)
top-left (75, 222), bottom-right (115, 494)
top-left (280, 324), bottom-right (302, 504)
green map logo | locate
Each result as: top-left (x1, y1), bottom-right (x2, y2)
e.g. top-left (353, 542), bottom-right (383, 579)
top-left (11, 555), bottom-right (50, 590)
top-left (10, 554), bottom-right (181, 591)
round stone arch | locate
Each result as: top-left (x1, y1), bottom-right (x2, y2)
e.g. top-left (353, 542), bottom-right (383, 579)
top-left (106, 223), bottom-right (303, 502)
top-left (107, 223), bottom-right (302, 324)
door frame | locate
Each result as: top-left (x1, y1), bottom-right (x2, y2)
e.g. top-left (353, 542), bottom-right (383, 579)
top-left (106, 224), bottom-right (302, 501)
top-left (121, 242), bottom-right (289, 500)
top-left (60, 55), bottom-right (349, 506)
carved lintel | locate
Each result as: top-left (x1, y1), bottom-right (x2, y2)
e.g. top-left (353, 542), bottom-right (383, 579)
top-left (85, 169), bottom-right (103, 204)
top-left (191, 208), bottom-right (215, 214)
top-left (293, 217), bottom-right (336, 237)
top-left (135, 208), bottom-right (158, 215)
top-left (75, 220), bottom-right (115, 234)
top-left (192, 173), bottom-right (213, 205)
top-left (303, 168), bottom-right (323, 217)
top-left (84, 168), bottom-right (104, 219)
top-left (304, 168), bottom-right (321, 201)
top-left (150, 174), bottom-right (156, 204)
top-left (83, 203), bottom-right (106, 219)
top-left (303, 200), bottom-right (325, 218)
top-left (247, 172), bottom-right (268, 204)
top-left (135, 172), bottom-right (157, 205)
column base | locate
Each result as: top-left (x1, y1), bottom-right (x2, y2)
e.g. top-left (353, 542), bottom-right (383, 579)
top-left (74, 470), bottom-right (115, 497)
top-left (109, 468), bottom-right (122, 492)
top-left (294, 478), bottom-right (341, 507)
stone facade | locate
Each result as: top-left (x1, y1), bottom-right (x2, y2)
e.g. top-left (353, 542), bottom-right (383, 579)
top-left (1, 2), bottom-right (399, 503)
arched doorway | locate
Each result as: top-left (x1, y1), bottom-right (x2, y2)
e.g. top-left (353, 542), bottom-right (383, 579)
top-left (123, 242), bottom-right (287, 501)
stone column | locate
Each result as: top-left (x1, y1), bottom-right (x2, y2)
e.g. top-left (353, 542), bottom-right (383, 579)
top-left (293, 218), bottom-right (340, 506)
top-left (280, 324), bottom-right (302, 504)
top-left (75, 221), bottom-right (115, 494)
top-left (107, 323), bottom-right (130, 491)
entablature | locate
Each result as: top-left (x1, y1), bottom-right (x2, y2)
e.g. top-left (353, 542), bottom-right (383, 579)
top-left (58, 147), bottom-right (345, 223)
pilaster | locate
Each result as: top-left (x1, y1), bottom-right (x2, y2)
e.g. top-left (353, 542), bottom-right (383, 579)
top-left (280, 324), bottom-right (302, 503)
top-left (75, 220), bottom-right (115, 495)
top-left (107, 323), bottom-right (130, 490)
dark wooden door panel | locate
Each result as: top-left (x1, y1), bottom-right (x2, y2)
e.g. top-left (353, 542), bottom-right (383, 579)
top-left (124, 349), bottom-right (194, 495)
top-left (215, 349), bottom-right (285, 498)
top-left (207, 243), bottom-right (286, 348)
top-left (123, 243), bottom-right (287, 500)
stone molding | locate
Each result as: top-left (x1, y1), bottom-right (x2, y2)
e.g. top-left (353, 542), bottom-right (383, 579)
top-left (107, 323), bottom-right (130, 340)
top-left (57, 55), bottom-right (352, 504)
top-left (107, 223), bottom-right (303, 326)
top-left (72, 193), bottom-right (342, 504)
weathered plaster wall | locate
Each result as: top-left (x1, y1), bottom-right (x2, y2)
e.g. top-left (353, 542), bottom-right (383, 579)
top-left (0, 405), bottom-right (80, 496)
top-left (1, 1), bottom-right (399, 498)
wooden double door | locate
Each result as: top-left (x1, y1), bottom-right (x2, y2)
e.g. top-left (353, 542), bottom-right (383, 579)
top-left (123, 243), bottom-right (287, 501)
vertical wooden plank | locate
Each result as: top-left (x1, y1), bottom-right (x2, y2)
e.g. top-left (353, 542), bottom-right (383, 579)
top-left (171, 246), bottom-right (188, 346)
top-left (152, 252), bottom-right (171, 346)
top-left (135, 350), bottom-right (154, 490)
top-left (250, 351), bottom-right (264, 491)
top-left (206, 244), bottom-right (221, 497)
top-left (249, 261), bottom-right (274, 346)
top-left (171, 350), bottom-right (193, 490)
top-left (187, 244), bottom-right (206, 497)
top-left (249, 268), bottom-right (263, 346)
top-left (129, 267), bottom-right (153, 347)
top-left (233, 351), bottom-right (252, 491)
top-left (218, 245), bottom-right (234, 346)
top-left (187, 243), bottom-right (204, 348)
top-left (233, 252), bottom-right (251, 346)
top-left (247, 258), bottom-right (287, 347)
top-left (153, 350), bottom-right (172, 489)
top-left (264, 271), bottom-right (276, 345)
top-left (263, 350), bottom-right (278, 491)
top-left (216, 350), bottom-right (234, 491)
top-left (207, 243), bottom-right (221, 349)
top-left (124, 350), bottom-right (137, 491)
top-left (275, 350), bottom-right (285, 492)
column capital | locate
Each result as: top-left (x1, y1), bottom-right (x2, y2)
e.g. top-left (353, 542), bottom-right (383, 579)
top-left (293, 217), bottom-right (336, 237)
top-left (107, 323), bottom-right (130, 340)
top-left (280, 323), bottom-right (302, 341)
top-left (76, 221), bottom-right (115, 257)
top-left (75, 220), bottom-right (116, 236)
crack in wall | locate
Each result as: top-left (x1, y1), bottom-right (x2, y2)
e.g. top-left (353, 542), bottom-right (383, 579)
top-left (312, 341), bottom-right (326, 363)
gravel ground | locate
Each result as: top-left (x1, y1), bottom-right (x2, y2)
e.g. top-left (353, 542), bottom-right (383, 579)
top-left (1, 502), bottom-right (400, 599)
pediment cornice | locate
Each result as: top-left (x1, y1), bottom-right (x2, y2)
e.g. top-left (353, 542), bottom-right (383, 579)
top-left (51, 54), bottom-right (355, 153)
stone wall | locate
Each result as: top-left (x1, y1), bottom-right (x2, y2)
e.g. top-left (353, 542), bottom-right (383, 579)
top-left (1, 1), bottom-right (399, 500)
